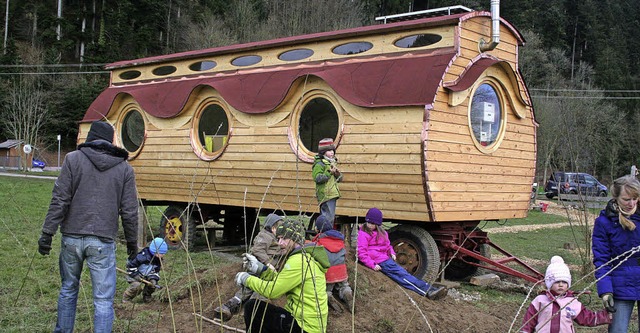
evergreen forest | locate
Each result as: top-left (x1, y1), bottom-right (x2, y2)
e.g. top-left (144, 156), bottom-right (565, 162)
top-left (1, 0), bottom-right (638, 183)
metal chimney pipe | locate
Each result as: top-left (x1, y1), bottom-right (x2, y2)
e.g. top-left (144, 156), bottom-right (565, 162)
top-left (479, 0), bottom-right (500, 52)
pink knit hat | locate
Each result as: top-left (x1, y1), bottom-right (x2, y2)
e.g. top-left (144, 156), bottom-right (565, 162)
top-left (544, 256), bottom-right (571, 289)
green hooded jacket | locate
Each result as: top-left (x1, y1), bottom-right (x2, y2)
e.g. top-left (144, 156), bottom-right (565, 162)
top-left (312, 155), bottom-right (342, 204)
top-left (245, 244), bottom-right (330, 333)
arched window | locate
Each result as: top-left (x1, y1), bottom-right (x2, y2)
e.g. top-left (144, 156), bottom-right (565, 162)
top-left (191, 101), bottom-right (230, 160)
top-left (120, 109), bottom-right (145, 155)
top-left (469, 83), bottom-right (503, 151)
top-left (291, 92), bottom-right (342, 162)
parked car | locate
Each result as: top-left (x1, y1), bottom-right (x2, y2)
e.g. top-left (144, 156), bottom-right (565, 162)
top-left (544, 172), bottom-right (608, 199)
top-left (32, 158), bottom-right (46, 169)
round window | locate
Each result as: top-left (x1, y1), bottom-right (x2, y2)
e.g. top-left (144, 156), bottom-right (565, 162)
top-left (299, 97), bottom-right (339, 154)
top-left (189, 60), bottom-right (217, 71)
top-left (278, 48), bottom-right (314, 61)
top-left (119, 70), bottom-right (141, 80)
top-left (332, 41), bottom-right (373, 55)
top-left (231, 55), bottom-right (262, 67)
top-left (469, 83), bottom-right (502, 149)
top-left (121, 109), bottom-right (145, 153)
top-left (152, 65), bottom-right (177, 76)
top-left (192, 103), bottom-right (230, 160)
top-left (394, 34), bottom-right (442, 48)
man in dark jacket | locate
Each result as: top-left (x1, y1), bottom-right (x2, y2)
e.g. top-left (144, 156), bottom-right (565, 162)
top-left (38, 121), bottom-right (138, 333)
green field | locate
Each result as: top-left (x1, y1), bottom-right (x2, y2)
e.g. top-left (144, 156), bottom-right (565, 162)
top-left (0, 176), bottom-right (605, 332)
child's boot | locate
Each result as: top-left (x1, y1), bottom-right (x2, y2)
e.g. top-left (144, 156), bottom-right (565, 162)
top-left (426, 285), bottom-right (447, 300)
top-left (339, 287), bottom-right (354, 311)
top-left (122, 282), bottom-right (141, 303)
top-left (327, 293), bottom-right (345, 313)
top-left (213, 296), bottom-right (242, 321)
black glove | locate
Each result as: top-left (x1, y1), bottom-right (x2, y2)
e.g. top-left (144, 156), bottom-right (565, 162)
top-left (38, 233), bottom-right (53, 255)
top-left (602, 293), bottom-right (616, 313)
top-left (127, 267), bottom-right (140, 280)
top-left (126, 242), bottom-right (138, 260)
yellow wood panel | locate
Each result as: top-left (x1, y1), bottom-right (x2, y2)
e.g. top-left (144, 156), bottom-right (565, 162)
top-left (426, 141), bottom-right (535, 160)
top-left (426, 151), bottom-right (534, 168)
top-left (426, 171), bottom-right (531, 184)
top-left (134, 168), bottom-right (424, 186)
top-left (430, 200), bottom-right (528, 211)
top-left (130, 160), bottom-right (422, 174)
top-left (427, 181), bottom-right (531, 193)
top-left (340, 133), bottom-right (421, 145)
top-left (336, 143), bottom-right (419, 154)
top-left (430, 191), bottom-right (531, 202)
top-left (344, 122), bottom-right (423, 134)
top-left (426, 160), bottom-right (533, 176)
top-left (433, 209), bottom-right (527, 221)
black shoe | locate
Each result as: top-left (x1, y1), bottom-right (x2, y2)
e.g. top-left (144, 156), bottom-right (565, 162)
top-left (426, 286), bottom-right (447, 300)
top-left (213, 297), bottom-right (242, 321)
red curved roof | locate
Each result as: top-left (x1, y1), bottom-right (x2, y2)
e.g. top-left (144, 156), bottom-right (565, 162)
top-left (83, 51), bottom-right (456, 122)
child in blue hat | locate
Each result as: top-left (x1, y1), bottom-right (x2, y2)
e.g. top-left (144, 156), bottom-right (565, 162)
top-left (122, 237), bottom-right (168, 303)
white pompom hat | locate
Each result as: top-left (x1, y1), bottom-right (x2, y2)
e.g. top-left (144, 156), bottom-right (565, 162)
top-left (544, 255), bottom-right (572, 289)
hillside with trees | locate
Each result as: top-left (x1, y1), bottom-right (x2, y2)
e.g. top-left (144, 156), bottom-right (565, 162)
top-left (0, 0), bottom-right (638, 182)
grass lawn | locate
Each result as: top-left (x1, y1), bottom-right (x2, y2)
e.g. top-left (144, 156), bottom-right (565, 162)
top-left (0, 175), bottom-right (605, 332)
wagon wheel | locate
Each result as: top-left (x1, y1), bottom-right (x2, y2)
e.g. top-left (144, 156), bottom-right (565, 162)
top-left (389, 225), bottom-right (440, 283)
top-left (444, 243), bottom-right (491, 281)
top-left (160, 205), bottom-right (196, 251)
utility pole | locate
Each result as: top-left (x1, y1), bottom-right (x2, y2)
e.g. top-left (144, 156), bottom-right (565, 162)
top-left (56, 0), bottom-right (62, 40)
top-left (3, 0), bottom-right (9, 54)
top-left (57, 135), bottom-right (61, 168)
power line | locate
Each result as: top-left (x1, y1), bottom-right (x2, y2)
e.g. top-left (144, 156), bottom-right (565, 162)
top-left (0, 63), bottom-right (106, 68)
top-left (530, 88), bottom-right (640, 93)
top-left (531, 95), bottom-right (640, 100)
top-left (0, 71), bottom-right (109, 75)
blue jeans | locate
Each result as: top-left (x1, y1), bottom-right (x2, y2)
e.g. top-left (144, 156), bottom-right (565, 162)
top-left (319, 199), bottom-right (337, 222)
top-left (379, 258), bottom-right (432, 296)
top-left (609, 299), bottom-right (640, 333)
top-left (55, 235), bottom-right (116, 333)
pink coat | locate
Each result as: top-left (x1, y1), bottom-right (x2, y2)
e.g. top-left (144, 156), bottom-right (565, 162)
top-left (520, 291), bottom-right (610, 333)
top-left (357, 229), bottom-right (396, 269)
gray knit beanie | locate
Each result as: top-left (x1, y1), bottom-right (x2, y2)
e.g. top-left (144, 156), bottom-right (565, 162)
top-left (264, 213), bottom-right (283, 230)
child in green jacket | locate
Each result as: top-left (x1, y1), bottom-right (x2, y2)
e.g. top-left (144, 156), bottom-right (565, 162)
top-left (313, 138), bottom-right (342, 224)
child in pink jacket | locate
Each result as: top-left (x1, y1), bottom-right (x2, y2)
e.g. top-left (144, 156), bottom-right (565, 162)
top-left (520, 256), bottom-right (611, 332)
top-left (357, 208), bottom-right (446, 300)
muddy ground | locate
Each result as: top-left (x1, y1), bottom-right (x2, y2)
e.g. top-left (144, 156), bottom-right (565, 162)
top-left (116, 201), bottom-right (608, 332)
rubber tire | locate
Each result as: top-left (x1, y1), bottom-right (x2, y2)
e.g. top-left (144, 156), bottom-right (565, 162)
top-left (444, 243), bottom-right (491, 281)
top-left (599, 191), bottom-right (607, 197)
top-left (545, 193), bottom-right (555, 199)
top-left (160, 205), bottom-right (196, 251)
top-left (389, 225), bottom-right (440, 283)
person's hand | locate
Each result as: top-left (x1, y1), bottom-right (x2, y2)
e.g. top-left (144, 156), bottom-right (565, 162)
top-left (235, 272), bottom-right (250, 287)
top-left (127, 267), bottom-right (140, 280)
top-left (266, 263), bottom-right (276, 271)
top-left (373, 264), bottom-right (381, 271)
top-left (126, 242), bottom-right (138, 260)
top-left (242, 253), bottom-right (265, 275)
top-left (38, 233), bottom-right (53, 255)
top-left (602, 293), bottom-right (616, 313)
top-left (391, 254), bottom-right (396, 261)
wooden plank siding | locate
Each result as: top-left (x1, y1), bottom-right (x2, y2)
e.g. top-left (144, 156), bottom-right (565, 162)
top-left (78, 13), bottom-right (535, 225)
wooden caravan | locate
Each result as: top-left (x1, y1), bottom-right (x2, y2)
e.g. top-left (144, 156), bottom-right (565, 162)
top-left (80, 7), bottom-right (539, 282)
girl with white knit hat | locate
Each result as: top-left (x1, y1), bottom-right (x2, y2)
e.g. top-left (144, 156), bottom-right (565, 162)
top-left (520, 256), bottom-right (610, 332)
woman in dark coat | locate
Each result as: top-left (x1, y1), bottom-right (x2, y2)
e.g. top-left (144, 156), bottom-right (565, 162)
top-left (592, 175), bottom-right (640, 333)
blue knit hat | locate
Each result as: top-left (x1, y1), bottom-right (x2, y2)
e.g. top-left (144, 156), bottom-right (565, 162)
top-left (315, 215), bottom-right (332, 233)
top-left (149, 238), bottom-right (168, 255)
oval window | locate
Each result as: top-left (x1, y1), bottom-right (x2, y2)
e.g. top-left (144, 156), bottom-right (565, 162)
top-left (119, 70), bottom-right (141, 80)
top-left (193, 103), bottom-right (230, 159)
top-left (299, 97), bottom-right (339, 153)
top-left (121, 109), bottom-right (145, 153)
top-left (152, 65), bottom-right (177, 76)
top-left (394, 34), bottom-right (442, 48)
top-left (332, 41), bottom-right (373, 55)
top-left (470, 83), bottom-right (502, 148)
top-left (231, 55), bottom-right (262, 67)
top-left (278, 48), bottom-right (314, 61)
top-left (189, 60), bottom-right (217, 71)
